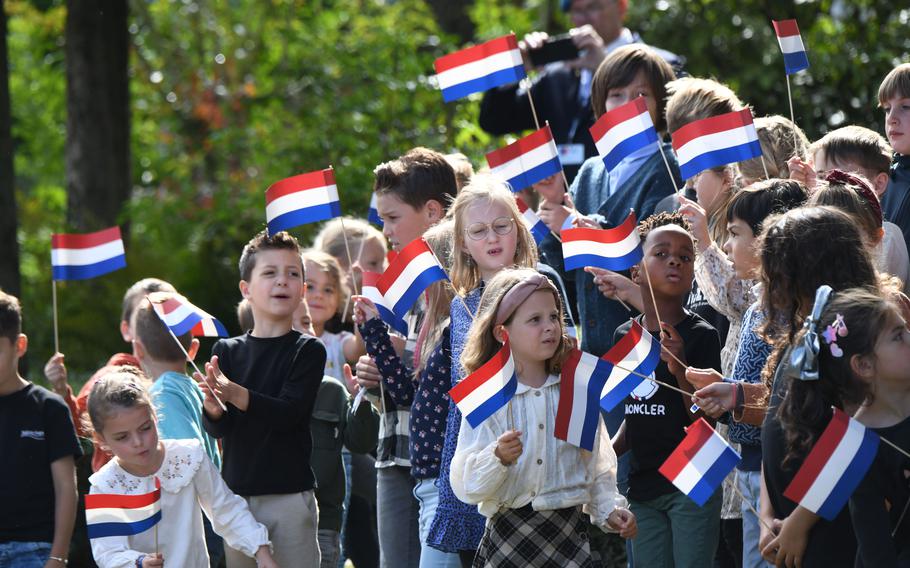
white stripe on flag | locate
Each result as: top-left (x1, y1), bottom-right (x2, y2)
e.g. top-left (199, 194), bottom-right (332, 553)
top-left (382, 252), bottom-right (441, 307)
top-left (563, 230), bottom-right (640, 262)
top-left (198, 319), bottom-right (218, 335)
top-left (436, 49), bottom-right (524, 90)
top-left (601, 332), bottom-right (654, 398)
top-left (85, 500), bottom-right (161, 525)
top-left (51, 240), bottom-right (125, 267)
top-left (594, 113), bottom-right (654, 158)
top-left (567, 353), bottom-right (600, 443)
top-left (800, 420), bottom-right (866, 513)
top-left (675, 125), bottom-right (759, 166)
top-left (490, 141), bottom-right (558, 181)
top-left (159, 302), bottom-right (197, 327)
top-left (777, 35), bottom-right (805, 55)
top-left (265, 184), bottom-right (339, 220)
top-left (457, 357), bottom-right (515, 417)
top-left (671, 434), bottom-right (728, 494)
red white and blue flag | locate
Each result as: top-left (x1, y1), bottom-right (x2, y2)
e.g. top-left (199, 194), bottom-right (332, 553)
top-left (486, 126), bottom-right (563, 192)
top-left (51, 227), bottom-right (127, 281)
top-left (151, 295), bottom-right (228, 338)
top-left (449, 335), bottom-right (517, 428)
top-left (590, 97), bottom-right (659, 171)
top-left (555, 349), bottom-right (612, 450)
top-left (561, 212), bottom-right (642, 272)
top-left (599, 320), bottom-right (662, 411)
top-left (368, 193), bottom-right (383, 227)
top-left (85, 479), bottom-right (162, 539)
top-left (516, 196), bottom-right (549, 245)
top-left (660, 418), bottom-right (741, 506)
top-left (783, 408), bottom-right (879, 521)
top-left (361, 271), bottom-right (408, 336)
top-left (265, 168), bottom-right (341, 235)
top-left (672, 109), bottom-right (763, 180)
top-left (377, 238), bottom-right (448, 320)
top-left (434, 34), bottom-right (526, 103)
top-left (773, 19), bottom-right (810, 75)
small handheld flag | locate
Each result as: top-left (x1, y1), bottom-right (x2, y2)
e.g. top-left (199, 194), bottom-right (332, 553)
top-left (434, 34), bottom-right (526, 103)
top-left (555, 349), bottom-right (612, 450)
top-left (600, 320), bottom-right (662, 411)
top-left (449, 335), bottom-right (517, 428)
top-left (671, 109), bottom-right (763, 180)
top-left (486, 126), bottom-right (562, 192)
top-left (377, 238), bottom-right (448, 320)
top-left (590, 97), bottom-right (659, 171)
top-left (660, 418), bottom-right (741, 506)
top-left (86, 479), bottom-right (162, 539)
top-left (361, 271), bottom-right (409, 337)
top-left (265, 168), bottom-right (341, 235)
top-left (150, 294), bottom-right (228, 337)
top-left (562, 212), bottom-right (642, 272)
top-left (772, 19), bottom-right (810, 75)
top-left (368, 193), bottom-right (383, 227)
top-left (783, 408), bottom-right (879, 521)
top-left (516, 196), bottom-right (549, 245)
top-left (51, 227), bottom-right (126, 281)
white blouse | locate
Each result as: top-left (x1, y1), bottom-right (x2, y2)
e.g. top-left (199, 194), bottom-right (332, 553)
top-left (89, 439), bottom-right (269, 568)
top-left (877, 221), bottom-right (910, 294)
top-left (450, 375), bottom-right (626, 531)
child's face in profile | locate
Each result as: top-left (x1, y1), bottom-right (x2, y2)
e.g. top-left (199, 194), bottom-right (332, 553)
top-left (883, 96), bottom-right (910, 156)
top-left (605, 70), bottom-right (659, 128)
top-left (99, 404), bottom-right (160, 475)
top-left (723, 217), bottom-right (759, 280)
top-left (869, 307), bottom-right (910, 388)
top-left (349, 238), bottom-right (387, 292)
top-left (376, 193), bottom-right (436, 252)
top-left (0, 334), bottom-right (26, 383)
top-left (503, 290), bottom-right (561, 374)
top-left (693, 168), bottom-right (732, 214)
top-left (636, 225), bottom-right (695, 298)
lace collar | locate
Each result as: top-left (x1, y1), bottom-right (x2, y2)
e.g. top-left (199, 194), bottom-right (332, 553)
top-left (89, 438), bottom-right (205, 494)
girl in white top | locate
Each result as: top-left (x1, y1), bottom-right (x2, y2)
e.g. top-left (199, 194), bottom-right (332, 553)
top-left (86, 368), bottom-right (278, 568)
top-left (450, 268), bottom-right (636, 567)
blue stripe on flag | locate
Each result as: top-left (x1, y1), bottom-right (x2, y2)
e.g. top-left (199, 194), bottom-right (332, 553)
top-left (378, 305), bottom-right (409, 336)
top-left (529, 222), bottom-right (549, 245)
top-left (579, 359), bottom-right (611, 450)
top-left (390, 265), bottom-right (448, 319)
top-left (816, 430), bottom-right (879, 521)
top-left (600, 373), bottom-right (644, 412)
top-left (168, 313), bottom-right (202, 336)
top-left (52, 255), bottom-right (127, 281)
top-left (679, 140), bottom-right (763, 180)
top-left (564, 246), bottom-right (643, 272)
top-left (267, 201), bottom-right (342, 234)
top-left (87, 510), bottom-right (162, 539)
top-left (212, 320), bottom-right (229, 336)
top-left (464, 373), bottom-right (518, 428)
top-left (506, 156), bottom-right (562, 192)
top-left (368, 207), bottom-right (384, 227)
top-left (686, 446), bottom-right (741, 506)
top-left (783, 51), bottom-right (809, 75)
top-left (602, 129), bottom-right (659, 171)
top-left (441, 66), bottom-right (526, 103)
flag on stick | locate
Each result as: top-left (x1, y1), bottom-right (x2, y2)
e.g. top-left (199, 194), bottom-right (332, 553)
top-left (265, 168), bottom-right (341, 234)
top-left (590, 97), bottom-right (659, 171)
top-left (671, 109), bottom-right (763, 180)
top-left (377, 238), bottom-right (448, 320)
top-left (562, 212), bottom-right (642, 272)
top-left (600, 320), bottom-right (662, 411)
top-left (555, 349), bottom-right (612, 450)
top-left (434, 34), bottom-right (526, 102)
top-left (660, 418), bottom-right (741, 506)
top-left (51, 227), bottom-right (126, 281)
top-left (772, 19), bottom-right (810, 75)
top-left (86, 479), bottom-right (162, 539)
top-left (486, 126), bottom-right (563, 192)
top-left (150, 294), bottom-right (228, 337)
top-left (449, 335), bottom-right (518, 428)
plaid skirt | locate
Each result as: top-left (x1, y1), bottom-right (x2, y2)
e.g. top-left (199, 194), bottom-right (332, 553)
top-left (472, 504), bottom-right (596, 568)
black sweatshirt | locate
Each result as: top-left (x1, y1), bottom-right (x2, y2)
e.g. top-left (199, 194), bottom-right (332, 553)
top-left (203, 331), bottom-right (326, 496)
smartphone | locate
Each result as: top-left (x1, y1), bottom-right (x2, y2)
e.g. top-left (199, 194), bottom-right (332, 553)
top-left (528, 34), bottom-right (580, 67)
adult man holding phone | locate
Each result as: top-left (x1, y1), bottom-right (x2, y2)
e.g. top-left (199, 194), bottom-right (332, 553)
top-left (479, 0), bottom-right (683, 183)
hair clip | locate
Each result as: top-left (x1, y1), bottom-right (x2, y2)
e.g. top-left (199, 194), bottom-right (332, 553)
top-left (785, 285), bottom-right (834, 382)
top-left (821, 313), bottom-right (848, 358)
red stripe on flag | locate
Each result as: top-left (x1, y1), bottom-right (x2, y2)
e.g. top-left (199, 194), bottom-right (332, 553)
top-left (85, 487), bottom-right (160, 510)
top-left (434, 35), bottom-right (519, 74)
top-left (784, 408), bottom-right (850, 502)
top-left (772, 19), bottom-right (800, 38)
top-left (450, 337), bottom-right (511, 404)
top-left (658, 418), bottom-right (715, 480)
top-left (561, 212), bottom-right (638, 245)
top-left (361, 271), bottom-right (381, 288)
top-left (265, 169), bottom-right (336, 204)
top-left (486, 126), bottom-right (554, 169)
top-left (589, 97), bottom-right (650, 142)
top-left (604, 320), bottom-right (645, 364)
top-left (515, 196), bottom-right (530, 213)
top-left (377, 238), bottom-right (436, 295)
top-left (554, 349), bottom-right (582, 441)
top-left (671, 109), bottom-right (755, 150)
top-left (51, 227), bottom-right (123, 250)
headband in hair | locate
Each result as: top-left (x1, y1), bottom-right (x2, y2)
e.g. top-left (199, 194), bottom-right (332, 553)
top-left (495, 273), bottom-right (558, 327)
top-left (824, 169), bottom-right (883, 228)
top-left (784, 284), bottom-right (834, 382)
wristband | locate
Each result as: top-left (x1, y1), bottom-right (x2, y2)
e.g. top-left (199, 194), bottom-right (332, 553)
top-left (48, 556), bottom-right (68, 565)
top-left (135, 554), bottom-right (146, 567)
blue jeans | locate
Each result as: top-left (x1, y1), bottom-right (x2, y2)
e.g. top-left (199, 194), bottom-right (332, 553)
top-left (413, 478), bottom-right (461, 568)
top-left (738, 470), bottom-right (772, 568)
top-left (0, 541), bottom-right (51, 568)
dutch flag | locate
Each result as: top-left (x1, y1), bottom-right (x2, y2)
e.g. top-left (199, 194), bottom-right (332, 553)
top-left (555, 349), bottom-right (612, 451)
top-left (86, 479), bottom-right (162, 539)
top-left (361, 271), bottom-right (408, 337)
top-left (671, 109), bottom-right (763, 180)
top-left (516, 196), bottom-right (549, 245)
top-left (51, 226), bottom-right (127, 281)
top-left (434, 34), bottom-right (526, 103)
top-left (368, 193), bottom-right (383, 227)
top-left (265, 168), bottom-right (342, 235)
top-left (590, 97), bottom-right (659, 171)
top-left (486, 126), bottom-right (563, 192)
top-left (561, 212), bottom-right (643, 272)
top-left (773, 19), bottom-right (810, 75)
top-left (599, 320), bottom-right (662, 411)
top-left (449, 335), bottom-right (518, 428)
top-left (783, 407), bottom-right (879, 521)
top-left (377, 238), bottom-right (448, 320)
top-left (659, 418), bottom-right (742, 506)
top-left (150, 294), bottom-right (228, 338)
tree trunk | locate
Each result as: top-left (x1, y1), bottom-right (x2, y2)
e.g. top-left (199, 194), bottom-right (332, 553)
top-left (424, 0), bottom-right (475, 42)
top-left (64, 0), bottom-right (130, 231)
top-left (0, 1), bottom-right (21, 297)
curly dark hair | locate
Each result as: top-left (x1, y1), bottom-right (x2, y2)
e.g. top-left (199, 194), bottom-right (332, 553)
top-left (637, 211), bottom-right (693, 244)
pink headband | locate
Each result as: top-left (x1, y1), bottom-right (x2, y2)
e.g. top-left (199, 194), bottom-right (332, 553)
top-left (495, 273), bottom-right (558, 326)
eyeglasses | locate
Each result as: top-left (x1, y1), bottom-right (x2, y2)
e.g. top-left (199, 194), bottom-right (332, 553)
top-left (465, 217), bottom-right (515, 241)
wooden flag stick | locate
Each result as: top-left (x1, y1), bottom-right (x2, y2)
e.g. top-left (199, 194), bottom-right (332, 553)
top-left (52, 280), bottom-right (60, 354)
top-left (525, 78), bottom-right (542, 131)
top-left (640, 260), bottom-right (687, 370)
top-left (657, 143), bottom-right (683, 196)
top-left (724, 475), bottom-right (774, 532)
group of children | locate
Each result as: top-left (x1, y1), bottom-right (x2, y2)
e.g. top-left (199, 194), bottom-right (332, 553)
top-left (2, 44), bottom-right (910, 568)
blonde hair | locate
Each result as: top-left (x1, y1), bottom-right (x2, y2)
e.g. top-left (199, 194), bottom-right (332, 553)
top-left (665, 77), bottom-right (744, 134)
top-left (416, 220), bottom-right (456, 375)
top-left (738, 115), bottom-right (809, 183)
top-left (301, 250), bottom-right (349, 318)
top-left (878, 63), bottom-right (910, 105)
top-left (461, 268), bottom-right (570, 377)
top-left (313, 216), bottom-right (386, 269)
top-left (87, 366), bottom-right (153, 435)
top-left (449, 174), bottom-right (538, 295)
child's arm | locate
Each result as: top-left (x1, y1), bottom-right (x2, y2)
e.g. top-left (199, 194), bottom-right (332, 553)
top-left (611, 420), bottom-right (627, 456)
top-left (357, 317), bottom-right (418, 407)
top-left (449, 417), bottom-right (517, 505)
top-left (762, 505), bottom-right (818, 567)
top-left (343, 329), bottom-right (367, 365)
top-left (586, 418), bottom-right (635, 538)
top-left (87, 484), bottom-right (151, 567)
top-left (340, 364), bottom-right (380, 455)
top-left (659, 323), bottom-right (700, 419)
top-left (44, 353), bottom-right (90, 438)
top-left (47, 455), bottom-right (77, 567)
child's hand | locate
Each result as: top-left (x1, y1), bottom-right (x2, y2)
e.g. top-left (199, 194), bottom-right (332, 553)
top-left (342, 363), bottom-right (359, 396)
top-left (141, 553), bottom-right (164, 567)
top-left (585, 267), bottom-right (640, 306)
top-left (763, 511), bottom-right (812, 567)
top-left (606, 508), bottom-right (637, 539)
top-left (658, 322), bottom-right (686, 378)
top-left (195, 356), bottom-right (247, 411)
top-left (354, 355), bottom-right (381, 390)
top-left (351, 295), bottom-right (380, 325)
top-left (787, 156), bottom-right (817, 190)
top-left (685, 367), bottom-right (723, 390)
top-left (532, 172), bottom-right (566, 204)
top-left (537, 200), bottom-right (572, 235)
top-left (691, 382), bottom-right (735, 418)
top-left (199, 380), bottom-right (225, 419)
top-left (677, 196), bottom-right (710, 252)
top-left (494, 430), bottom-right (523, 465)
top-left (759, 518), bottom-right (782, 563)
top-left (254, 545), bottom-right (279, 568)
top-left (43, 353), bottom-right (69, 396)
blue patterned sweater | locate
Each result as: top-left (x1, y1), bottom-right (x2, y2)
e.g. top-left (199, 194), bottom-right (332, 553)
top-left (727, 302), bottom-right (771, 471)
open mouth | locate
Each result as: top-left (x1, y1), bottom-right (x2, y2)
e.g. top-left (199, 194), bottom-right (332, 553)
top-left (486, 247), bottom-right (503, 256)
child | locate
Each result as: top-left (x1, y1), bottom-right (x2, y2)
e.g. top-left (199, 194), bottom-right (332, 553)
top-left (301, 250), bottom-right (365, 379)
top-left (200, 230), bottom-right (327, 567)
top-left (86, 368), bottom-right (278, 568)
top-left (610, 212), bottom-right (722, 567)
top-left (878, 63), bottom-right (910, 248)
top-left (0, 291), bottom-right (80, 568)
top-left (450, 268), bottom-right (636, 567)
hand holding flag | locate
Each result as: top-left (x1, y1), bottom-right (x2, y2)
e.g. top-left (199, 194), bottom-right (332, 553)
top-left (377, 238), bottom-right (448, 320)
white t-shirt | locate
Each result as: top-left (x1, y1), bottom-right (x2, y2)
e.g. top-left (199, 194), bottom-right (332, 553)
top-left (320, 330), bottom-right (353, 382)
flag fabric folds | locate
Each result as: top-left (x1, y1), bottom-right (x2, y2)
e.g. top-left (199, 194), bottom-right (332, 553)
top-left (783, 407), bottom-right (879, 521)
top-left (671, 109), bottom-right (763, 180)
top-left (659, 418), bottom-right (741, 506)
top-left (561, 212), bottom-right (643, 272)
top-left (361, 271), bottom-right (409, 337)
top-left (376, 238), bottom-right (448, 320)
top-left (449, 335), bottom-right (518, 428)
top-left (265, 168), bottom-right (341, 235)
top-left (486, 126), bottom-right (563, 192)
top-left (516, 196), bottom-right (549, 245)
top-left (590, 97), bottom-right (659, 172)
top-left (555, 349), bottom-right (612, 450)
top-left (85, 479), bottom-right (162, 539)
top-left (599, 320), bottom-right (662, 411)
top-left (773, 19), bottom-right (810, 75)
top-left (150, 295), bottom-right (228, 338)
top-left (434, 34), bottom-right (526, 103)
top-left (51, 227), bottom-right (127, 281)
